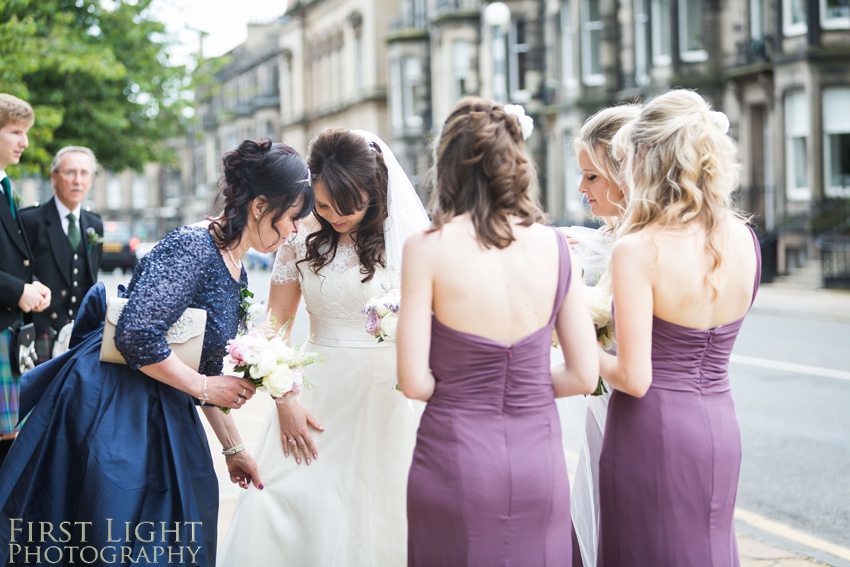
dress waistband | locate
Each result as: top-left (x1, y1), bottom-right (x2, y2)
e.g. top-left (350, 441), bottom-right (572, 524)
top-left (309, 314), bottom-right (392, 349)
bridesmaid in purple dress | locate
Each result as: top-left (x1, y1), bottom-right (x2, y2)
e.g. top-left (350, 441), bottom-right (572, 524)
top-left (597, 90), bottom-right (761, 566)
top-left (397, 96), bottom-right (599, 567)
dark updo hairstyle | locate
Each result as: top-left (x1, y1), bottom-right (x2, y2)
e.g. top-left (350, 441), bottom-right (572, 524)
top-left (303, 128), bottom-right (389, 282)
top-left (429, 96), bottom-right (545, 248)
top-left (210, 138), bottom-right (314, 251)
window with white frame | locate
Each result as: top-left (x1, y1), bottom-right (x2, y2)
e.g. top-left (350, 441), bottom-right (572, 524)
top-left (560, 0), bottom-right (578, 88)
top-left (821, 0), bottom-right (850, 28)
top-left (750, 0), bottom-right (768, 38)
top-left (783, 0), bottom-right (807, 35)
top-left (355, 33), bottom-right (364, 92)
top-left (453, 40), bottom-right (472, 103)
top-left (509, 20), bottom-right (531, 101)
top-left (564, 134), bottom-right (583, 220)
top-left (390, 59), bottom-right (403, 131)
top-left (784, 91), bottom-right (810, 201)
top-left (651, 0), bottom-right (671, 65)
top-left (282, 53), bottom-right (293, 118)
top-left (635, 0), bottom-right (650, 85)
top-left (679, 0), bottom-right (707, 61)
top-left (823, 88), bottom-right (850, 197)
top-left (402, 56), bottom-right (423, 128)
top-left (132, 175), bottom-right (148, 209)
top-left (106, 177), bottom-right (122, 210)
top-left (581, 0), bottom-right (605, 85)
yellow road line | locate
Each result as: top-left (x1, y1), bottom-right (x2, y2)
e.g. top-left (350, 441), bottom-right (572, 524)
top-left (735, 507), bottom-right (850, 561)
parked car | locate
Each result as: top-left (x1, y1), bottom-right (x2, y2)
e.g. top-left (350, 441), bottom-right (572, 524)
top-left (100, 221), bottom-right (139, 274)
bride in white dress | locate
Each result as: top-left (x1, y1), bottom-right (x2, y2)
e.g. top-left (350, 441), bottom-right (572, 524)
top-left (217, 129), bottom-right (429, 566)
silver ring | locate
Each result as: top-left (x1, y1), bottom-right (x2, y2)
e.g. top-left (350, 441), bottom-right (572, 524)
top-left (288, 438), bottom-right (297, 444)
top-left (241, 387), bottom-right (246, 397)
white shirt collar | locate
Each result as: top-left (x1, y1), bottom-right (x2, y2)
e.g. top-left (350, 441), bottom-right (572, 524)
top-left (54, 195), bottom-right (82, 221)
top-left (0, 170), bottom-right (6, 192)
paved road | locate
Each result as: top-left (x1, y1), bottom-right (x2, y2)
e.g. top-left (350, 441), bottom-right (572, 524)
top-left (731, 313), bottom-right (850, 552)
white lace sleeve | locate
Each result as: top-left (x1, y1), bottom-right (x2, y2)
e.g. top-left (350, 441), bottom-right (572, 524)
top-left (271, 230), bottom-right (308, 285)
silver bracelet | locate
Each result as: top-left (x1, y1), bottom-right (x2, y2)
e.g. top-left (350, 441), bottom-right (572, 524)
top-left (199, 375), bottom-right (209, 405)
top-left (221, 443), bottom-right (245, 456)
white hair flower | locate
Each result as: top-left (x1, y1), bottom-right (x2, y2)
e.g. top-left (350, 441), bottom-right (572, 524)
top-left (504, 104), bottom-right (534, 140)
top-left (709, 111), bottom-right (730, 134)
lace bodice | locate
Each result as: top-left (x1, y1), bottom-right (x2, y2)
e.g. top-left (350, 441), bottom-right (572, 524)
top-left (271, 229), bottom-right (388, 320)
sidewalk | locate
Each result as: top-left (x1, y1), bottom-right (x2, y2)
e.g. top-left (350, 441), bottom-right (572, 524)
top-left (739, 537), bottom-right (828, 566)
top-left (752, 284), bottom-right (850, 324)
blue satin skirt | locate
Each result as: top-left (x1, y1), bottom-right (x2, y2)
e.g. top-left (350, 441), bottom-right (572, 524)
top-left (0, 284), bottom-right (218, 566)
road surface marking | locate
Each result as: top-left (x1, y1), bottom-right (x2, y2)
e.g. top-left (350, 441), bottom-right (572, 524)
top-left (735, 507), bottom-right (850, 560)
top-left (730, 354), bottom-right (850, 382)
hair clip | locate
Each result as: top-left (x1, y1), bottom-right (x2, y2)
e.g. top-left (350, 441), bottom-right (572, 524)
top-left (297, 167), bottom-right (312, 185)
top-left (709, 111), bottom-right (730, 134)
top-left (504, 104), bottom-right (534, 140)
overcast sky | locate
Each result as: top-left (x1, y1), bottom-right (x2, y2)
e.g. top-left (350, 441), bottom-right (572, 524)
top-left (151, 0), bottom-right (287, 65)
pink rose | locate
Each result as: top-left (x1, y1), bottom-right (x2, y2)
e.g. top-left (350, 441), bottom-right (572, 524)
top-left (226, 341), bottom-right (246, 366)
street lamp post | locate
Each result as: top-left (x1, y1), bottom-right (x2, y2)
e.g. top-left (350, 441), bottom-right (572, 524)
top-left (484, 2), bottom-right (511, 103)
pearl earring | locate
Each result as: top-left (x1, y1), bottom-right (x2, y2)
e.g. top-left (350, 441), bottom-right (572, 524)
top-left (255, 215), bottom-right (259, 219)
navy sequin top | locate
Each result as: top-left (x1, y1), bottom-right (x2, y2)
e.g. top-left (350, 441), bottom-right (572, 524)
top-left (115, 226), bottom-right (247, 376)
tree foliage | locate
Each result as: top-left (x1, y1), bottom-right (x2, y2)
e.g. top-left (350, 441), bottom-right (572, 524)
top-left (0, 0), bottom-right (192, 175)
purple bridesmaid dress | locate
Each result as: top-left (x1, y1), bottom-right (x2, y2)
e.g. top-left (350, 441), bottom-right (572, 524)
top-left (407, 230), bottom-right (573, 567)
top-left (597, 227), bottom-right (762, 567)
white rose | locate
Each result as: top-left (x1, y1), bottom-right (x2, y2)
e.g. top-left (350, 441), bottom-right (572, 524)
top-left (375, 301), bottom-right (391, 317)
top-left (583, 285), bottom-right (613, 329)
top-left (379, 312), bottom-right (399, 341)
top-left (263, 365), bottom-right (295, 398)
top-left (246, 302), bottom-right (268, 324)
top-left (250, 348), bottom-right (277, 379)
top-left (267, 337), bottom-right (293, 362)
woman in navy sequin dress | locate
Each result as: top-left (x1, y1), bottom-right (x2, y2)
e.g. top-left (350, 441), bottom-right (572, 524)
top-left (0, 139), bottom-right (314, 567)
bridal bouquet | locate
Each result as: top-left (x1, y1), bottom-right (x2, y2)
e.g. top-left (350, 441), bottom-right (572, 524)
top-left (552, 277), bottom-right (615, 396)
top-left (222, 291), bottom-right (323, 412)
top-left (363, 284), bottom-right (400, 343)
top-left (586, 276), bottom-right (614, 396)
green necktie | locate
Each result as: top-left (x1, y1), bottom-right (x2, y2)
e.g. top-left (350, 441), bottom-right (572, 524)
top-left (67, 212), bottom-right (81, 249)
top-left (1, 177), bottom-right (15, 220)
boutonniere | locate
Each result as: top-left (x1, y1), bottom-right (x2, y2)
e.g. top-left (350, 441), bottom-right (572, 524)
top-left (86, 227), bottom-right (103, 246)
top-left (12, 191), bottom-right (22, 208)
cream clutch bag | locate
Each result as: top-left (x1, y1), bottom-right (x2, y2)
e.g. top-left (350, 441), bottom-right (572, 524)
top-left (100, 297), bottom-right (207, 371)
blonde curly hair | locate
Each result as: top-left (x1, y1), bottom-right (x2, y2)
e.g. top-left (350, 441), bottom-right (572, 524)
top-left (612, 89), bottom-right (743, 298)
top-left (429, 96), bottom-right (545, 249)
top-left (573, 104), bottom-right (642, 225)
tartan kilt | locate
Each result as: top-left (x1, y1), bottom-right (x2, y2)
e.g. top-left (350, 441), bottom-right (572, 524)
top-left (0, 328), bottom-right (19, 435)
top-left (34, 331), bottom-right (53, 366)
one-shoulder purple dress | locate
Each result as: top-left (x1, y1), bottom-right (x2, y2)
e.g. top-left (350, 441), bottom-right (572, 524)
top-left (597, 227), bottom-right (762, 567)
top-left (407, 230), bottom-right (573, 567)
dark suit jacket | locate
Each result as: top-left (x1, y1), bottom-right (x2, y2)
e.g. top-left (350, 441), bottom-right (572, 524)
top-left (18, 198), bottom-right (103, 334)
top-left (0, 184), bottom-right (36, 330)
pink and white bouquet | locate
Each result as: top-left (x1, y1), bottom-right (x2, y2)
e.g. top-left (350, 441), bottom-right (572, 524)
top-left (224, 301), bottom-right (323, 411)
top-left (363, 286), bottom-right (400, 343)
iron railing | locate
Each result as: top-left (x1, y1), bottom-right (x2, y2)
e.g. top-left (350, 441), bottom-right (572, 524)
top-left (734, 36), bottom-right (773, 66)
top-left (757, 198), bottom-right (850, 285)
top-left (816, 218), bottom-right (850, 290)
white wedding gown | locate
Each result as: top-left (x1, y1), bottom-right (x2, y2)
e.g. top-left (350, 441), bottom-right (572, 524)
top-left (217, 230), bottom-right (421, 566)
